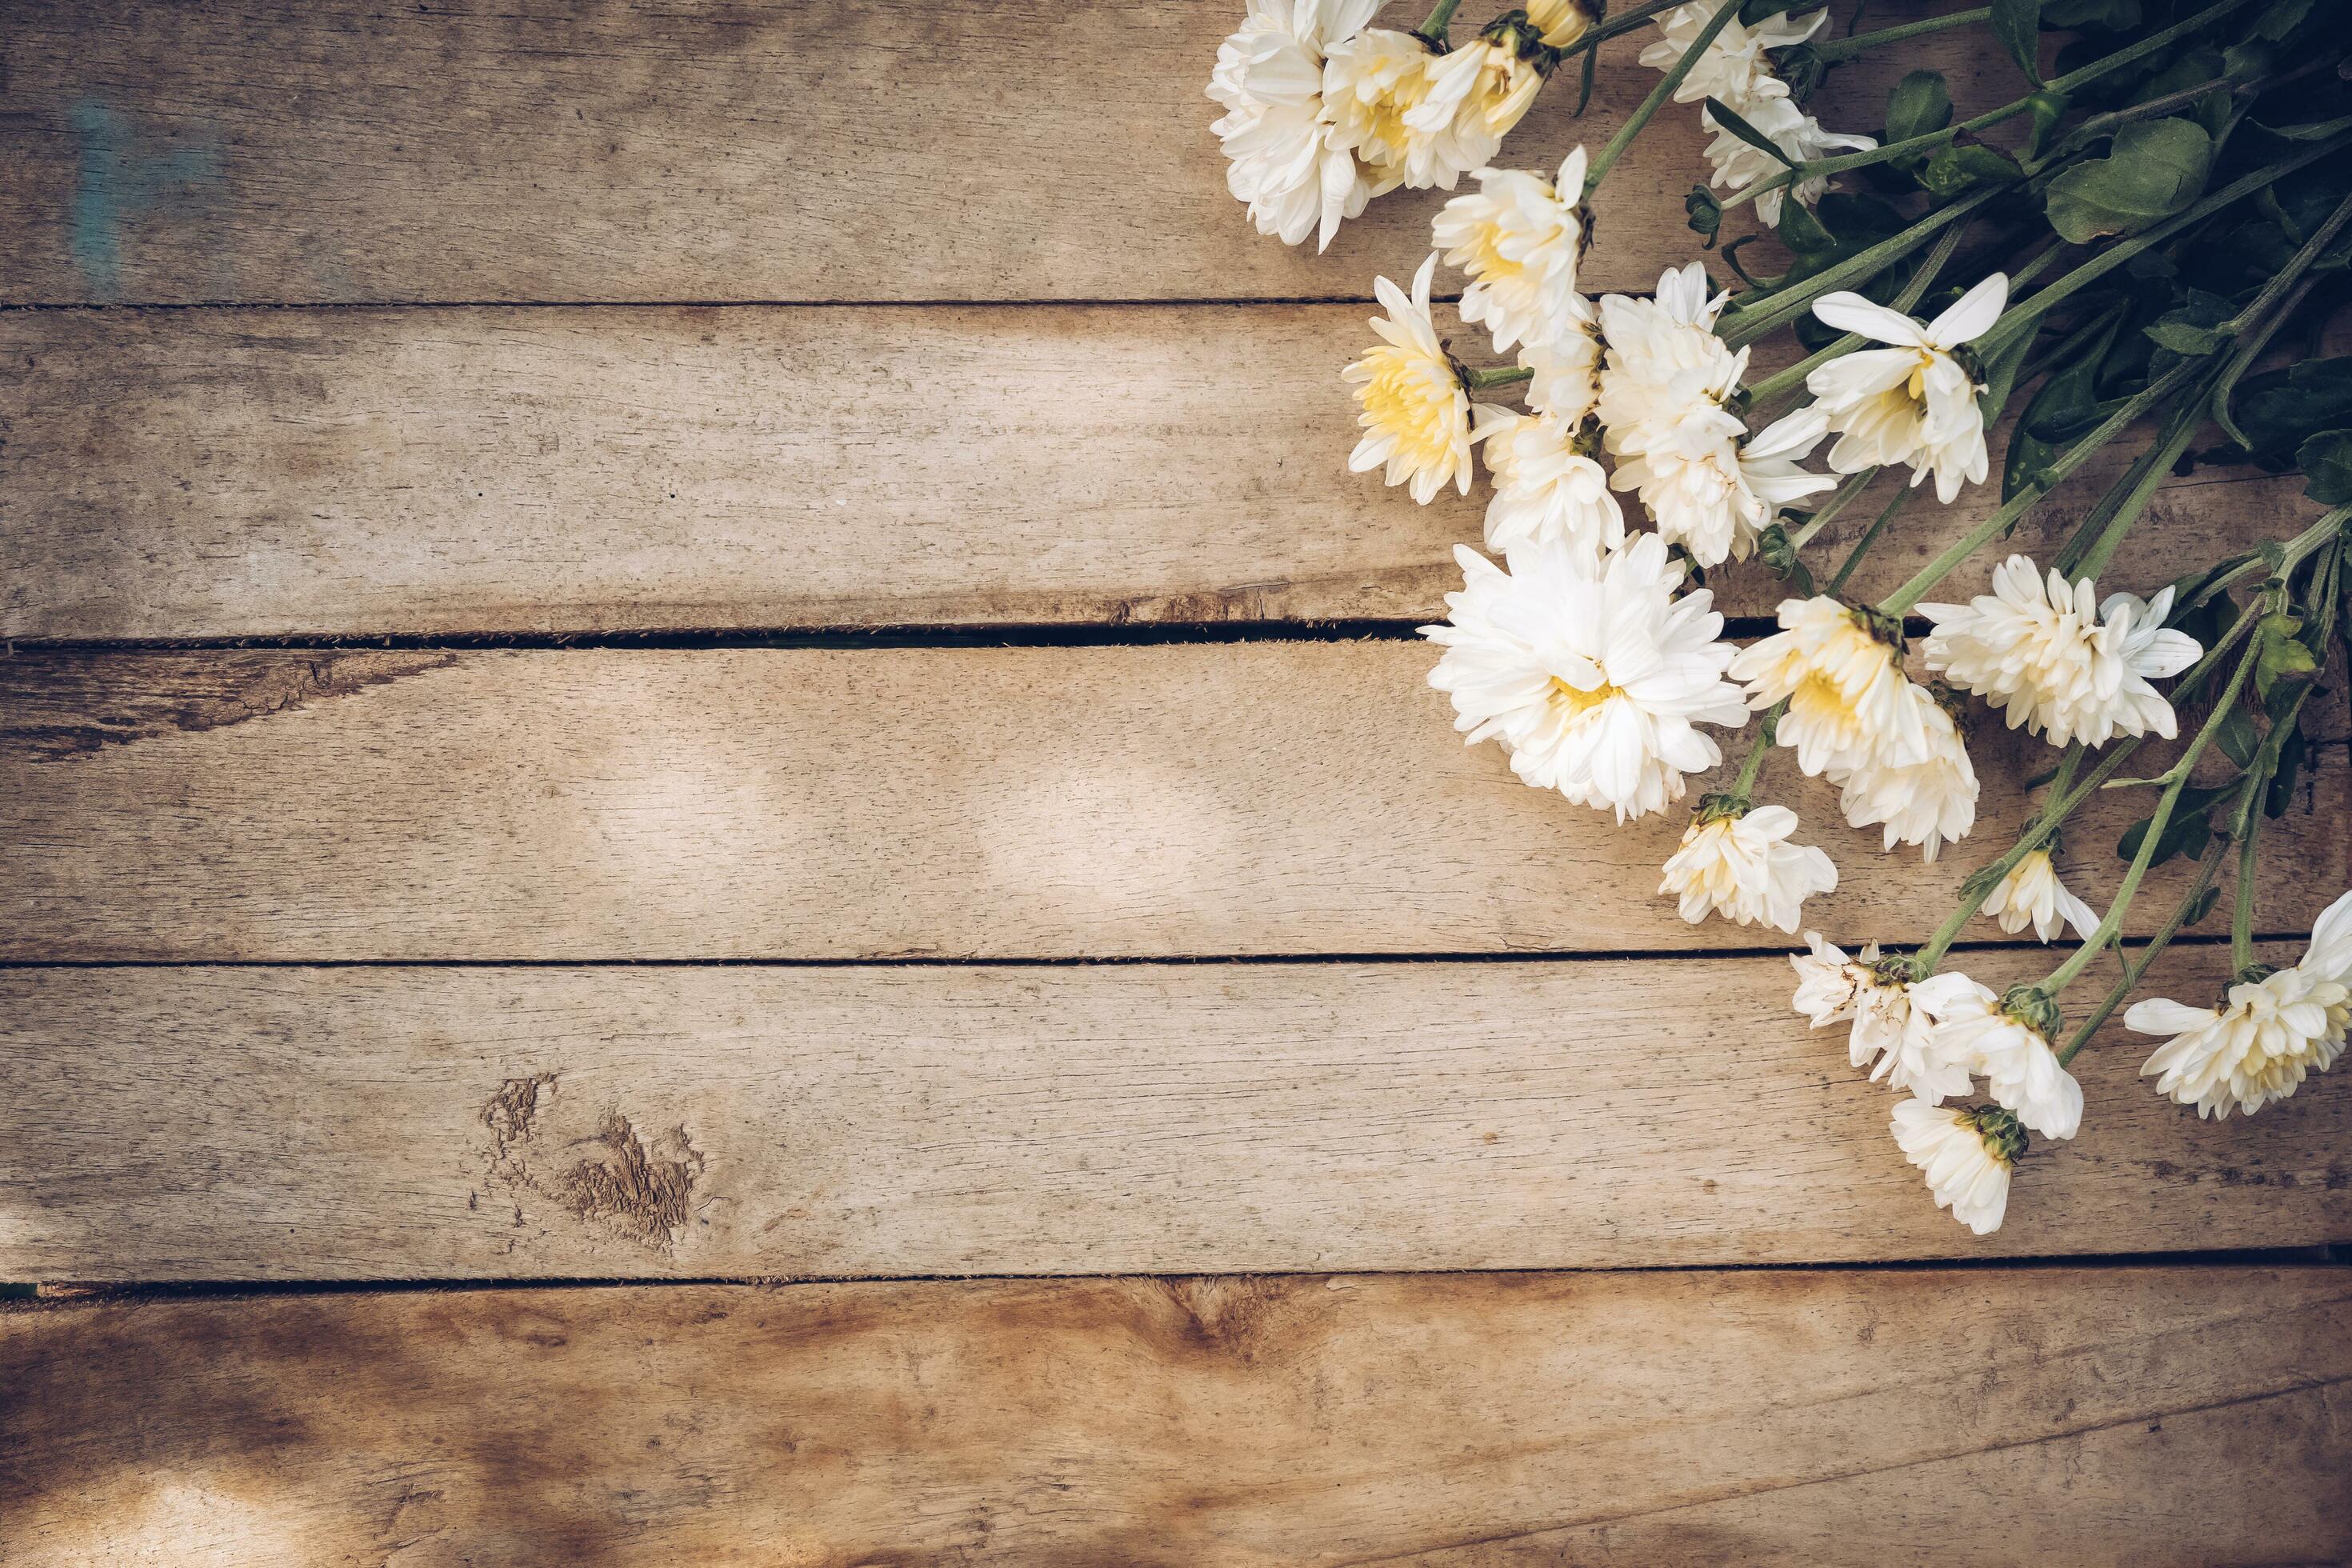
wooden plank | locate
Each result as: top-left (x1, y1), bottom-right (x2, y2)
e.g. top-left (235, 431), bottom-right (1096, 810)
top-left (0, 2), bottom-right (1985, 306)
top-left (4, 947), bottom-right (2347, 1279)
top-left (0, 305), bottom-right (2312, 638)
top-left (3, 645), bottom-right (2344, 962)
top-left (5, 1270), bottom-right (2348, 1563)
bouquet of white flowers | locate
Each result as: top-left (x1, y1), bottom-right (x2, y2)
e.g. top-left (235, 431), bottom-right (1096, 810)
top-left (1211, 0), bottom-right (2352, 1234)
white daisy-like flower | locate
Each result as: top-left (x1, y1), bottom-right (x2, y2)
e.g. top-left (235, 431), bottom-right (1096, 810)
top-left (1411, 35), bottom-right (1547, 183)
top-left (1322, 27), bottom-right (1448, 188)
top-left (1978, 848), bottom-right (2099, 943)
top-left (1610, 405), bottom-right (1834, 568)
top-left (1790, 934), bottom-right (1972, 1099)
top-left (1921, 558), bottom-right (2203, 748)
top-left (1521, 314), bottom-right (1605, 424)
top-left (1473, 405), bottom-right (1626, 556)
top-left (1700, 94), bottom-right (1878, 227)
top-left (1344, 254), bottom-right (1474, 503)
top-left (1729, 596), bottom-right (1930, 778)
top-left (2129, 888), bottom-right (2352, 1118)
top-left (1526, 0), bottom-right (1601, 47)
top-left (1830, 685), bottom-right (1980, 862)
top-left (1434, 146), bottom-right (1590, 355)
top-left (1910, 973), bottom-right (2082, 1141)
top-left (1806, 274), bottom-right (2009, 504)
top-left (1892, 1099), bottom-right (2022, 1235)
top-left (1209, 0), bottom-right (1389, 251)
top-left (1637, 1), bottom-right (1826, 112)
top-left (1422, 533), bottom-right (1748, 822)
top-left (1660, 802), bottom-right (1837, 932)
top-left (1596, 263), bottom-right (1749, 458)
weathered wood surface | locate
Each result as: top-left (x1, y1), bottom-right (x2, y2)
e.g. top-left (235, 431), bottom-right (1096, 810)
top-left (0, 305), bottom-right (2310, 638)
top-left (6, 1269), bottom-right (2349, 1565)
top-left (4, 946), bottom-right (2346, 1280)
top-left (4, 645), bottom-right (2343, 962)
top-left (0, 2), bottom-right (1978, 306)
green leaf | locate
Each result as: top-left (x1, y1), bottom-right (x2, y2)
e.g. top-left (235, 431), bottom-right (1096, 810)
top-left (2227, 357), bottom-right (2352, 464)
top-left (2214, 702), bottom-right (2260, 768)
top-left (1576, 39), bottom-right (1599, 116)
top-left (1918, 142), bottom-right (2022, 201)
top-left (2044, 0), bottom-right (2138, 25)
top-left (2255, 609), bottom-right (2320, 698)
top-left (1704, 97), bottom-right (1799, 167)
top-left (2182, 884), bottom-right (2222, 926)
top-left (2024, 90), bottom-right (2073, 160)
top-left (1884, 70), bottom-right (1954, 149)
top-left (2299, 429), bottom-right (2352, 502)
top-left (2143, 289), bottom-right (2237, 358)
top-left (1976, 325), bottom-right (2036, 427)
top-left (1990, 0), bottom-right (2044, 84)
top-left (2254, 0), bottom-right (2314, 39)
top-left (2045, 118), bottom-right (2214, 243)
top-left (1774, 193), bottom-right (1837, 256)
top-left (2118, 809), bottom-right (2212, 868)
top-left (1686, 185), bottom-right (1723, 246)
top-left (2266, 721), bottom-right (2310, 818)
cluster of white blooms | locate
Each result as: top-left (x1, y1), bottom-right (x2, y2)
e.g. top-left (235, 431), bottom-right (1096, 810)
top-left (1636, 2), bottom-right (1875, 226)
top-left (2128, 889), bottom-right (2352, 1119)
top-left (1212, 0), bottom-right (1595, 251)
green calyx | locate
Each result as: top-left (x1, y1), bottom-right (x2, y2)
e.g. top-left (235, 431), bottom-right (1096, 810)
top-left (1847, 602), bottom-right (1909, 652)
top-left (1693, 792), bottom-right (1751, 826)
top-left (2230, 962), bottom-right (2279, 989)
top-left (1870, 950), bottom-right (1926, 987)
top-left (1968, 1105), bottom-right (2029, 1166)
top-left (2001, 984), bottom-right (2063, 1042)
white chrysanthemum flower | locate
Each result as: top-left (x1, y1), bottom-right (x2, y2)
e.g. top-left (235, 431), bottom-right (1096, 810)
top-left (1422, 533), bottom-right (1748, 822)
top-left (1521, 314), bottom-right (1604, 424)
top-left (1978, 848), bottom-right (2099, 943)
top-left (1660, 803), bottom-right (1837, 932)
top-left (1637, 1), bottom-right (1826, 110)
top-left (1806, 274), bottom-right (2008, 504)
top-left (1596, 264), bottom-right (1748, 457)
top-left (1790, 934), bottom-right (1971, 1099)
top-left (1473, 406), bottom-right (1625, 555)
top-left (1922, 557), bottom-right (2202, 748)
top-left (1700, 94), bottom-right (1877, 226)
top-left (1322, 27), bottom-right (1446, 187)
top-left (2129, 888), bottom-right (2352, 1118)
top-left (1412, 35), bottom-right (1546, 182)
top-left (1209, 0), bottom-right (1388, 251)
top-left (1729, 596), bottom-right (1930, 778)
top-left (1611, 405), bottom-right (1834, 567)
top-left (1830, 685), bottom-right (1980, 862)
top-left (1345, 254), bottom-right (1474, 503)
top-left (1434, 146), bottom-right (1590, 355)
top-left (1910, 974), bottom-right (2082, 1140)
top-left (1526, 0), bottom-right (1601, 47)
top-left (1892, 1100), bottom-right (2021, 1235)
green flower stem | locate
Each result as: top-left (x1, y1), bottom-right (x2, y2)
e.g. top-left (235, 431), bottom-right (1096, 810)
top-left (2038, 625), bottom-right (2267, 995)
top-left (1719, 185), bottom-right (2004, 348)
top-left (2054, 835), bottom-right (2232, 1066)
top-left (1461, 364), bottom-right (1536, 390)
top-left (1827, 484), bottom-right (1910, 594)
top-left (1584, 0), bottom-right (1746, 198)
top-left (2230, 782), bottom-right (2268, 974)
top-left (1745, 223), bottom-right (1970, 406)
top-left (1417, 0), bottom-right (1462, 42)
top-left (2036, 58), bottom-right (2340, 170)
top-left (2043, 0), bottom-right (2266, 94)
top-left (1730, 700), bottom-right (1785, 799)
top-left (1786, 467), bottom-right (1877, 550)
top-left (1815, 6), bottom-right (1990, 63)
top-left (2056, 377), bottom-right (2215, 582)
top-left (1877, 355), bottom-right (2208, 615)
top-left (1979, 125), bottom-right (2352, 361)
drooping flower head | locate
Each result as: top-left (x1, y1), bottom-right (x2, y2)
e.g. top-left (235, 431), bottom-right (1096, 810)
top-left (1978, 847), bottom-right (2098, 944)
top-left (1209, 0), bottom-right (1388, 251)
top-left (1596, 263), bottom-right (1749, 458)
top-left (1922, 558), bottom-right (2202, 747)
top-left (1660, 801), bottom-right (1837, 932)
top-left (1729, 596), bottom-right (1929, 778)
top-left (1344, 254), bottom-right (1474, 503)
top-left (1790, 934), bottom-right (1970, 1100)
top-left (1807, 274), bottom-right (2008, 504)
top-left (1831, 683), bottom-right (1979, 862)
top-left (1521, 313), bottom-right (1605, 425)
top-left (2130, 888), bottom-right (2352, 1118)
top-left (1699, 94), bottom-right (1877, 227)
top-left (1893, 1100), bottom-right (2023, 1235)
top-left (1909, 974), bottom-right (2082, 1140)
top-left (1610, 404), bottom-right (1833, 568)
top-left (1422, 533), bottom-right (1748, 822)
top-left (1472, 405), bottom-right (1626, 556)
top-left (1412, 31), bottom-right (1548, 182)
top-left (1434, 146), bottom-right (1590, 355)
top-left (1636, 2), bottom-right (1826, 110)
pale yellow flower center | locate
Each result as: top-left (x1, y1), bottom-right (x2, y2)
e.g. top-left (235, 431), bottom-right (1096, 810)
top-left (1550, 674), bottom-right (1624, 718)
top-left (1356, 346), bottom-right (1461, 471)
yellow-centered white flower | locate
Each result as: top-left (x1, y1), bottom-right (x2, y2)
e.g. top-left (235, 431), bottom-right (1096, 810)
top-left (1790, 934), bottom-right (1972, 1099)
top-left (1921, 557), bottom-right (2202, 748)
top-left (1209, 0), bottom-right (1389, 252)
top-left (1434, 146), bottom-right (1590, 355)
top-left (1610, 405), bottom-right (1834, 568)
top-left (1637, 2), bottom-right (1825, 111)
top-left (1473, 406), bottom-right (1626, 556)
top-left (1596, 263), bottom-right (1749, 458)
top-left (1730, 596), bottom-right (1930, 778)
top-left (1660, 804), bottom-right (1837, 932)
top-left (2129, 888), bottom-right (2352, 1118)
top-left (1807, 274), bottom-right (2008, 504)
top-left (1910, 973), bottom-right (2082, 1140)
top-left (1345, 254), bottom-right (1474, 504)
top-left (1422, 533), bottom-right (1747, 822)
top-left (1978, 848), bottom-right (2098, 943)
top-left (1412, 36), bottom-right (1547, 189)
top-left (1322, 27), bottom-right (1448, 187)
top-left (1829, 684), bottom-right (1980, 862)
top-left (1892, 1100), bottom-right (2019, 1235)
top-left (1699, 94), bottom-right (1876, 227)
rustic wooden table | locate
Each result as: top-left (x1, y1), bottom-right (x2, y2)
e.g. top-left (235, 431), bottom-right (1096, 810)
top-left (2, 3), bottom-right (2348, 1562)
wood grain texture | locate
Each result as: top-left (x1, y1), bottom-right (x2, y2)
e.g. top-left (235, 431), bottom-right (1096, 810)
top-left (6, 1269), bottom-right (2350, 1564)
top-left (0, 304), bottom-right (2311, 637)
top-left (4, 946), bottom-right (2347, 1279)
top-left (4, 644), bottom-right (2344, 962)
top-left (0, 2), bottom-right (1979, 306)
